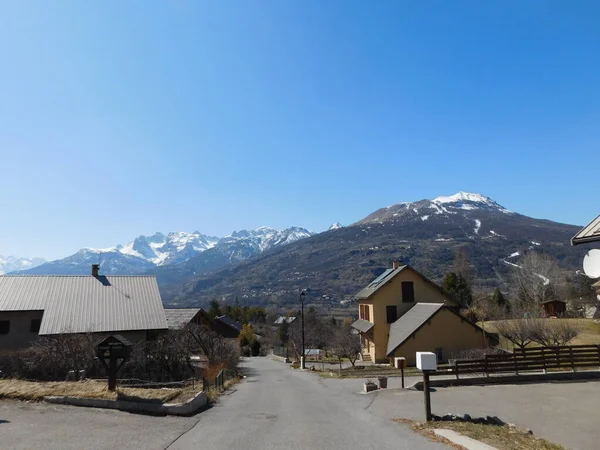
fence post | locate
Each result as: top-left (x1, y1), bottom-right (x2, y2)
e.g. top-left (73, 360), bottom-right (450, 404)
top-left (570, 346), bottom-right (575, 372)
top-left (598, 345), bottom-right (600, 369)
top-left (514, 352), bottom-right (518, 375)
top-left (484, 355), bottom-right (489, 377)
top-left (542, 347), bottom-right (547, 374)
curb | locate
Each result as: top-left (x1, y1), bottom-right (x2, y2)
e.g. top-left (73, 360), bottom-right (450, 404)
top-left (271, 354), bottom-right (291, 363)
top-left (408, 370), bottom-right (600, 390)
top-left (44, 391), bottom-right (207, 416)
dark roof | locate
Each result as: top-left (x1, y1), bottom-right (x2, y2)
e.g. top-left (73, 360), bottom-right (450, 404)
top-left (386, 303), bottom-right (445, 356)
top-left (540, 299), bottom-right (566, 305)
top-left (350, 319), bottom-right (374, 333)
top-left (216, 315), bottom-right (242, 332)
top-left (0, 275), bottom-right (167, 335)
top-left (164, 308), bottom-right (203, 330)
top-left (572, 214), bottom-right (600, 246)
top-left (355, 267), bottom-right (405, 299)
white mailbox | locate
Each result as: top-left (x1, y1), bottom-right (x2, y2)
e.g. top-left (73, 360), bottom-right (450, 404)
top-left (416, 352), bottom-right (437, 371)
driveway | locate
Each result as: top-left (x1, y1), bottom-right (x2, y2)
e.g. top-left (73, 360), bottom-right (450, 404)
top-left (365, 381), bottom-right (600, 450)
top-left (0, 357), bottom-right (446, 450)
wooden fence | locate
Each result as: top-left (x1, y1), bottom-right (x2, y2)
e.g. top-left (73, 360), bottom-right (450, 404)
top-left (446, 345), bottom-right (600, 379)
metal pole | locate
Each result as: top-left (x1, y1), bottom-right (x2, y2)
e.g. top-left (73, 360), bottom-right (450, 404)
top-left (423, 371), bottom-right (432, 421)
top-left (301, 291), bottom-right (305, 369)
top-left (401, 366), bottom-right (405, 389)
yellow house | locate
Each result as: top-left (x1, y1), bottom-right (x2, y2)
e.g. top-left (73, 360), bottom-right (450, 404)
top-left (351, 261), bottom-right (493, 365)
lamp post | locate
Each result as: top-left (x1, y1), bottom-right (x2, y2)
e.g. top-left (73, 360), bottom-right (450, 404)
top-left (300, 290), bottom-right (306, 369)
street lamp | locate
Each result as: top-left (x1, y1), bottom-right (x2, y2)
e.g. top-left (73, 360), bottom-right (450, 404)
top-left (300, 290), bottom-right (306, 369)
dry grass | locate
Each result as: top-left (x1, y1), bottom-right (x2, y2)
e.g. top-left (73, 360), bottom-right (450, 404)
top-left (484, 319), bottom-right (600, 350)
top-left (0, 379), bottom-right (194, 404)
top-left (395, 418), bottom-right (565, 450)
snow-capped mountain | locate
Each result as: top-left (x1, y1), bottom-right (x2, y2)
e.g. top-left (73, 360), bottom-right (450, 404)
top-left (359, 191), bottom-right (512, 224)
top-left (167, 191), bottom-right (586, 307)
top-left (0, 255), bottom-right (46, 275)
top-left (328, 222), bottom-right (343, 231)
top-left (17, 227), bottom-right (314, 276)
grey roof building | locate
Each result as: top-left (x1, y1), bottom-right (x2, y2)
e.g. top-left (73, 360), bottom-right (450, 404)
top-left (572, 213), bottom-right (600, 246)
top-left (386, 303), bottom-right (444, 355)
top-left (0, 271), bottom-right (167, 347)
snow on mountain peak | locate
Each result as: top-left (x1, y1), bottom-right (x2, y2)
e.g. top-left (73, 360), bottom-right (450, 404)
top-left (329, 222), bottom-right (343, 230)
top-left (433, 192), bottom-right (492, 204)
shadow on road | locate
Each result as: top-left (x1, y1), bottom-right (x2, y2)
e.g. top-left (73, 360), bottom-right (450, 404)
top-left (0, 419), bottom-right (10, 424)
top-left (238, 366), bottom-right (260, 378)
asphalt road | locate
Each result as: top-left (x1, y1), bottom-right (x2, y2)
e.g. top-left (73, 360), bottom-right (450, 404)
top-left (170, 357), bottom-right (446, 450)
top-left (0, 358), bottom-right (446, 450)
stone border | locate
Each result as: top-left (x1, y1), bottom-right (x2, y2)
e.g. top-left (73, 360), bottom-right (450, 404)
top-left (271, 354), bottom-right (291, 363)
top-left (408, 370), bottom-right (600, 390)
top-left (44, 391), bottom-right (207, 416)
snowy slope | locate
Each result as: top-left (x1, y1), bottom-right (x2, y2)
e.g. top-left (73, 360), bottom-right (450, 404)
top-left (18, 227), bottom-right (314, 276)
top-left (0, 255), bottom-right (46, 275)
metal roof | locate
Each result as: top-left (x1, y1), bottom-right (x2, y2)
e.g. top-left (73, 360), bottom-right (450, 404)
top-left (386, 303), bottom-right (445, 356)
top-left (0, 275), bottom-right (167, 335)
top-left (572, 214), bottom-right (600, 246)
top-left (355, 267), bottom-right (404, 299)
top-left (274, 316), bottom-right (296, 325)
top-left (164, 308), bottom-right (203, 330)
top-left (350, 318), bottom-right (374, 333)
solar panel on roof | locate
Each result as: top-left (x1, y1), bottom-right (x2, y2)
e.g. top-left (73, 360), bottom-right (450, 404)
top-left (368, 269), bottom-right (394, 287)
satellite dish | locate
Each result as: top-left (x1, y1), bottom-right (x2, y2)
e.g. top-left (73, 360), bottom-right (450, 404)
top-left (583, 249), bottom-right (600, 279)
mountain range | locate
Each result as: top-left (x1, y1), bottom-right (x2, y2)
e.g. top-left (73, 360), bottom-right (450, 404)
top-left (161, 192), bottom-right (588, 308)
top-left (12, 191), bottom-right (588, 311)
top-left (0, 255), bottom-right (46, 275)
top-left (17, 227), bottom-right (314, 276)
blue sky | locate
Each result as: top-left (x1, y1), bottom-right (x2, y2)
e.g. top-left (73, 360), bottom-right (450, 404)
top-left (1, 1), bottom-right (599, 259)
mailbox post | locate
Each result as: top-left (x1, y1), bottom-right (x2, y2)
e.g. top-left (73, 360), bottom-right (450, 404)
top-left (416, 352), bottom-right (437, 422)
top-left (394, 357), bottom-right (407, 388)
top-left (96, 335), bottom-right (133, 391)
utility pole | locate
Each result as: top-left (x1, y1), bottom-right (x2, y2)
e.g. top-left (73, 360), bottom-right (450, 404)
top-left (300, 290), bottom-right (306, 369)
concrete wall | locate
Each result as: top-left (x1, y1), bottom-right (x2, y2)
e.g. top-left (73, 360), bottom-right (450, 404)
top-left (390, 308), bottom-right (491, 366)
top-left (359, 268), bottom-right (452, 362)
top-left (0, 310), bottom-right (44, 349)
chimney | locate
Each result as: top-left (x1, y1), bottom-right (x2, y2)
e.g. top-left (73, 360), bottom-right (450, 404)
top-left (392, 259), bottom-right (400, 270)
top-left (92, 264), bottom-right (100, 277)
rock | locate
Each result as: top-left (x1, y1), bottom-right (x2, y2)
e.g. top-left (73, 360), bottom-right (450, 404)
top-left (492, 416), bottom-right (504, 426)
top-left (463, 413), bottom-right (472, 421)
top-left (442, 414), bottom-right (454, 421)
top-left (528, 429), bottom-right (534, 435)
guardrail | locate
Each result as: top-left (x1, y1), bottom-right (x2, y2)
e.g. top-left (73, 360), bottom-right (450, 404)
top-left (447, 345), bottom-right (600, 379)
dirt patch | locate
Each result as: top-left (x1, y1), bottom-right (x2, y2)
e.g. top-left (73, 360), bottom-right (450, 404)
top-left (395, 418), bottom-right (565, 450)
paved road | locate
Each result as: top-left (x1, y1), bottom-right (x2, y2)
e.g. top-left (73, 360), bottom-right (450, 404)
top-left (171, 357), bottom-right (445, 450)
top-left (0, 357), bottom-right (445, 450)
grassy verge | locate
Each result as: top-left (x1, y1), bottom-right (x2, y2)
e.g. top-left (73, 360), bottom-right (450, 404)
top-left (315, 364), bottom-right (424, 378)
top-left (0, 379), bottom-right (188, 403)
top-left (395, 418), bottom-right (565, 450)
top-left (204, 376), bottom-right (241, 403)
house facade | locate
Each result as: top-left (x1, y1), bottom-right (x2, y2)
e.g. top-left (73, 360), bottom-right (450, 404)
top-left (0, 266), bottom-right (168, 349)
top-left (351, 261), bottom-right (492, 364)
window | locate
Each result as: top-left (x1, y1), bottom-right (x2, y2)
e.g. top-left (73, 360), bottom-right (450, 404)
top-left (0, 320), bottom-right (10, 334)
top-left (434, 347), bottom-right (443, 362)
top-left (386, 305), bottom-right (397, 324)
top-left (359, 304), bottom-right (370, 321)
top-left (401, 281), bottom-right (415, 303)
top-left (30, 319), bottom-right (41, 333)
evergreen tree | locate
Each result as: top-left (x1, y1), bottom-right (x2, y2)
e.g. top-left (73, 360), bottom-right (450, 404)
top-left (443, 272), bottom-right (473, 308)
top-left (208, 299), bottom-right (222, 318)
top-left (492, 288), bottom-right (510, 313)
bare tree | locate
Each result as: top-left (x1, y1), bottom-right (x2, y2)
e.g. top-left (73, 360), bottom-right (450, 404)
top-left (512, 251), bottom-right (563, 310)
top-left (528, 319), bottom-right (581, 347)
top-left (329, 326), bottom-right (362, 371)
top-left (493, 319), bottom-right (535, 349)
top-left (452, 247), bottom-right (474, 288)
top-left (186, 324), bottom-right (239, 370)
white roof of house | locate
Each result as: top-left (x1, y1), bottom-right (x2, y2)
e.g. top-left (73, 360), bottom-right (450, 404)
top-left (0, 275), bottom-right (167, 335)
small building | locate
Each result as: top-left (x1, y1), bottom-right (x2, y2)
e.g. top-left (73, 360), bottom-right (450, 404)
top-left (541, 299), bottom-right (567, 317)
top-left (351, 260), bottom-right (493, 365)
top-left (164, 308), bottom-right (240, 338)
top-left (0, 265), bottom-right (168, 349)
top-left (273, 316), bottom-right (296, 325)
